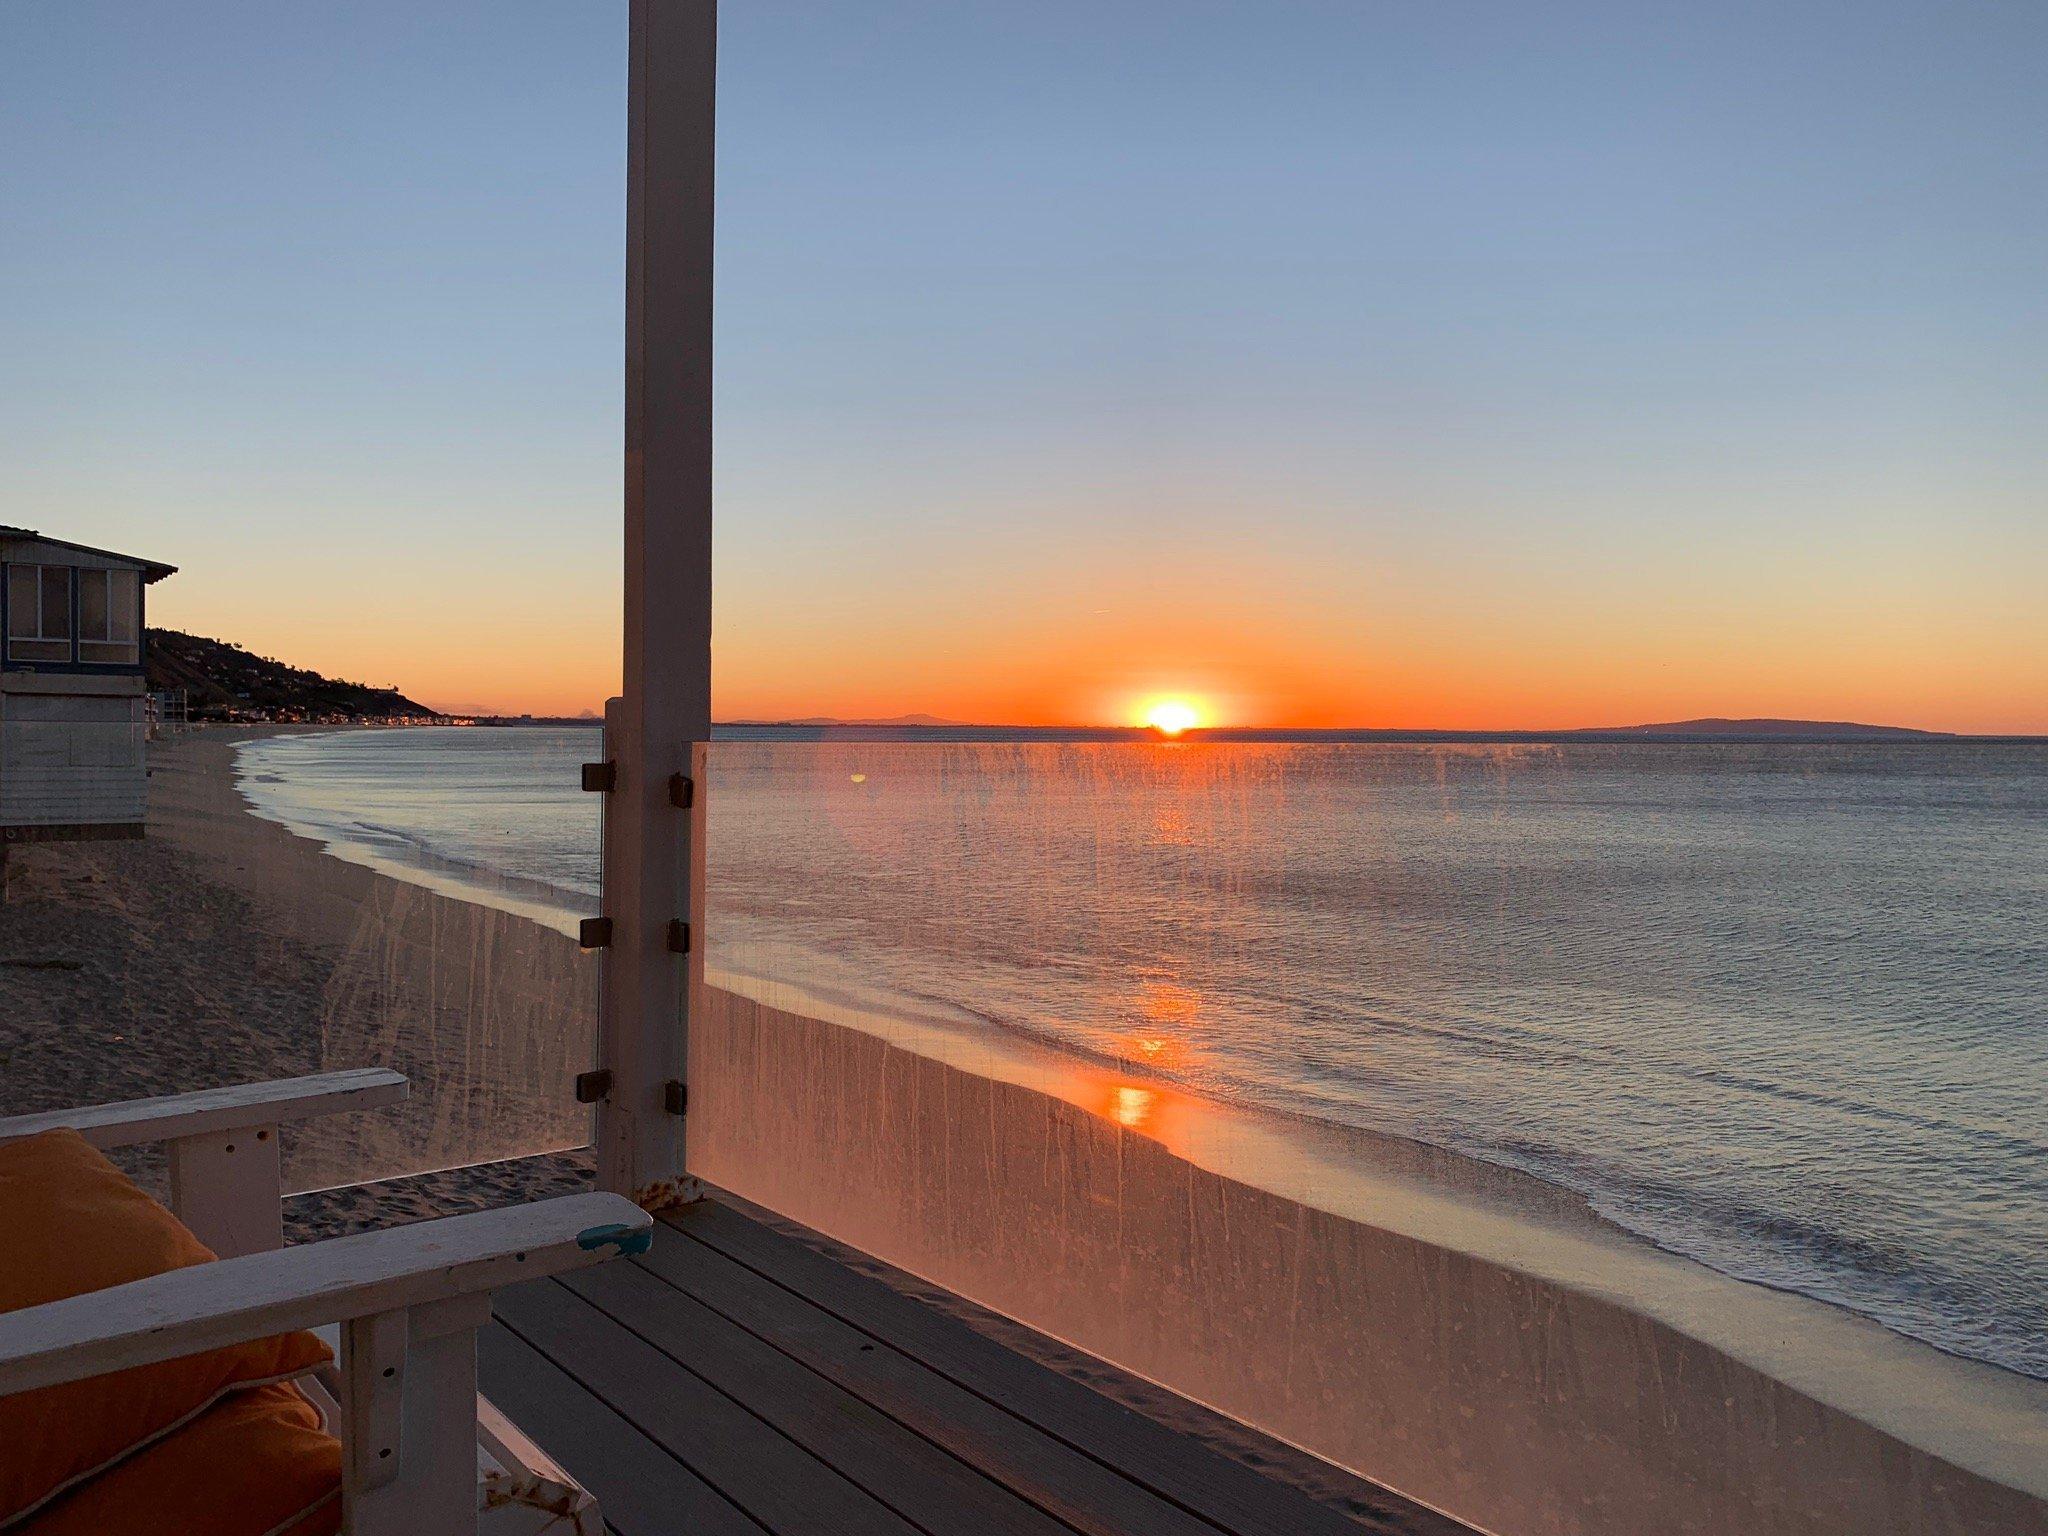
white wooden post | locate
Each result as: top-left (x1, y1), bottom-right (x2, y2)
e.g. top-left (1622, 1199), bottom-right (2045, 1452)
top-left (596, 0), bottom-right (716, 1210)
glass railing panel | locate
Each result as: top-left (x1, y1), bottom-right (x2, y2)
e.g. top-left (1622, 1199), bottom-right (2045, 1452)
top-left (0, 710), bottom-right (602, 1196)
top-left (226, 723), bottom-right (602, 1193)
top-left (693, 732), bottom-right (2048, 1536)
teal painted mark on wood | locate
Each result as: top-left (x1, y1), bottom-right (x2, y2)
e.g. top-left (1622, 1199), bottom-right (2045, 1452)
top-left (577, 1222), bottom-right (654, 1258)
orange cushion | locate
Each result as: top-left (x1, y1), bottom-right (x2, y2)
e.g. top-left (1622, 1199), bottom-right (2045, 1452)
top-left (0, 1128), bottom-right (332, 1524)
top-left (16, 1381), bottom-right (341, 1536)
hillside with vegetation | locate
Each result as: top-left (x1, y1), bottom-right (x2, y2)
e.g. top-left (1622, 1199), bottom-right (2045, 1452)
top-left (145, 629), bottom-right (440, 723)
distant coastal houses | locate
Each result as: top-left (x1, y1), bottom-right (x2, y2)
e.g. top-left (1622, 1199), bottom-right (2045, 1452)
top-left (143, 627), bottom-right (441, 724)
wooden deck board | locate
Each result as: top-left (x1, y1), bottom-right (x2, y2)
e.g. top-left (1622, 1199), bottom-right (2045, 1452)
top-left (476, 1322), bottom-right (763, 1536)
top-left (635, 1220), bottom-right (1222, 1536)
top-left (479, 1196), bottom-right (1470, 1536)
top-left (564, 1257), bottom-right (1076, 1536)
top-left (493, 1276), bottom-right (921, 1536)
top-left (672, 1200), bottom-right (1468, 1536)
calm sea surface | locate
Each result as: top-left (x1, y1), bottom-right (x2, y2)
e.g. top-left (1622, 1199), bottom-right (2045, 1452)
top-left (238, 728), bottom-right (2048, 1378)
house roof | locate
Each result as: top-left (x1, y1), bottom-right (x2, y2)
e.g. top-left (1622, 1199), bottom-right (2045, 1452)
top-left (0, 526), bottom-right (177, 583)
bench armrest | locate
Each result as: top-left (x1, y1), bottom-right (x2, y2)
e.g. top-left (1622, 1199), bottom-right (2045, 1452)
top-left (0, 1069), bottom-right (410, 1152)
top-left (0, 1191), bottom-right (650, 1397)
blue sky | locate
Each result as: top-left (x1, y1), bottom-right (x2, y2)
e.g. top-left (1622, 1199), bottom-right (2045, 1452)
top-left (4, 2), bottom-right (2044, 726)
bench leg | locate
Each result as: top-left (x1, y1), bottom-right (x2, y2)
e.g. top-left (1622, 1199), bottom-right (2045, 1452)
top-left (167, 1122), bottom-right (282, 1258)
top-left (342, 1297), bottom-right (488, 1535)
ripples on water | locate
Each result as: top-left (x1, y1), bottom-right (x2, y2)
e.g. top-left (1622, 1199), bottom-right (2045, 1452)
top-left (240, 729), bottom-right (2048, 1377)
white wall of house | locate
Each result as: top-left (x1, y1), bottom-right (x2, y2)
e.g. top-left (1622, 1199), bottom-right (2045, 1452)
top-left (1, 529), bottom-right (165, 840)
top-left (0, 683), bottom-right (149, 833)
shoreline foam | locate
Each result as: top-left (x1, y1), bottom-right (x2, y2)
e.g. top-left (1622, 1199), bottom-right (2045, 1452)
top-left (234, 729), bottom-right (593, 942)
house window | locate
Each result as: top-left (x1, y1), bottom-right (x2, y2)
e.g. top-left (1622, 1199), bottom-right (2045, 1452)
top-left (78, 567), bottom-right (141, 665)
top-left (6, 563), bottom-right (74, 663)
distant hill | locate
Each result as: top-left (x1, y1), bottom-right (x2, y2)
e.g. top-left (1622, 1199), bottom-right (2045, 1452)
top-left (468, 715), bottom-right (604, 728)
top-left (146, 629), bottom-right (440, 723)
top-left (1581, 717), bottom-right (1952, 740)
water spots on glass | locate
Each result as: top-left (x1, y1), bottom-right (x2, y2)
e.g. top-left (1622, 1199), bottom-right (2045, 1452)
top-left (1112, 1085), bottom-right (1157, 1131)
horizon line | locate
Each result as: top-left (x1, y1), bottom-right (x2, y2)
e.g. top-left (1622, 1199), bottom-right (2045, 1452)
top-left (437, 713), bottom-right (2048, 743)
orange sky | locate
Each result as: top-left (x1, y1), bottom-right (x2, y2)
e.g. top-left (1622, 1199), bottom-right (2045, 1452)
top-left (135, 513), bottom-right (2048, 734)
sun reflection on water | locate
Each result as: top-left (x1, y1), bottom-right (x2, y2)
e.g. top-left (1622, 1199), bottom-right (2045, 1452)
top-left (1141, 978), bottom-right (1200, 1026)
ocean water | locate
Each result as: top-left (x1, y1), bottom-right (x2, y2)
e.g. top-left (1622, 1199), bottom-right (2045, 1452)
top-left (237, 727), bottom-right (2048, 1379)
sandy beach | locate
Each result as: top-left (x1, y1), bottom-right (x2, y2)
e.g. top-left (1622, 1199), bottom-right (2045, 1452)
top-left (3, 726), bottom-right (2044, 1534)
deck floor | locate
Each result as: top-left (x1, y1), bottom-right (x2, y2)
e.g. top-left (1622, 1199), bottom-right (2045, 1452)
top-left (480, 1193), bottom-right (1470, 1536)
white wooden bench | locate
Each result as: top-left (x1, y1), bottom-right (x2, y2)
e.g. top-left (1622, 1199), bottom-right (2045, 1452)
top-left (0, 1069), bottom-right (649, 1534)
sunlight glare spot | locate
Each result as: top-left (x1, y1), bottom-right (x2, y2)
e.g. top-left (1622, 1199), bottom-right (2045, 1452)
top-left (1113, 1085), bottom-right (1157, 1130)
top-left (1144, 699), bottom-right (1200, 736)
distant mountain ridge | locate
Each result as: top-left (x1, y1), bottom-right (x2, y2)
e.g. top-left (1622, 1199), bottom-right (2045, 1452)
top-left (1581, 717), bottom-right (1953, 739)
top-left (714, 714), bottom-right (1959, 740)
top-left (146, 629), bottom-right (439, 722)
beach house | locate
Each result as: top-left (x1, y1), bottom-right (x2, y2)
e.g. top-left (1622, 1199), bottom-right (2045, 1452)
top-left (0, 526), bottom-right (175, 843)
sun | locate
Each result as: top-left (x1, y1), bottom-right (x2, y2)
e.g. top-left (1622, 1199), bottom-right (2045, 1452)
top-left (1142, 699), bottom-right (1201, 736)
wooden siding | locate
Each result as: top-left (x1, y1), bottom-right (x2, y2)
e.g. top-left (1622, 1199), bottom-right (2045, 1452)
top-left (0, 693), bottom-right (146, 828)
